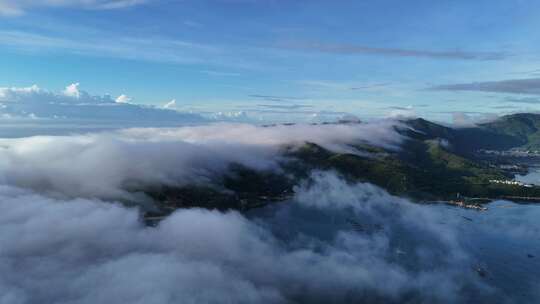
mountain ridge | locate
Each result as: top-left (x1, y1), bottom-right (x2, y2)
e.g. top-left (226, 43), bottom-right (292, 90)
top-left (143, 113), bottom-right (540, 219)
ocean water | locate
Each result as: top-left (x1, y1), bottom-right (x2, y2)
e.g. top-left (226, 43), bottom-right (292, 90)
top-left (516, 167), bottom-right (540, 186)
top-left (437, 201), bottom-right (540, 303)
top-left (249, 199), bottom-right (540, 303)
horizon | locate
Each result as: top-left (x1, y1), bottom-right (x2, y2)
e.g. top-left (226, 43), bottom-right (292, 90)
top-left (2, 1), bottom-right (540, 126)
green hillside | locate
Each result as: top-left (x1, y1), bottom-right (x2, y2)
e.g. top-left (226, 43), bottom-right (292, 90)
top-left (287, 136), bottom-right (535, 201)
top-left (402, 117), bottom-right (524, 153)
top-left (479, 113), bottom-right (540, 149)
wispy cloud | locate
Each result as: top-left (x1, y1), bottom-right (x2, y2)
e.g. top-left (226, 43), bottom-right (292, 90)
top-left (350, 83), bottom-right (391, 90)
top-left (504, 96), bottom-right (540, 104)
top-left (201, 70), bottom-right (241, 77)
top-left (183, 20), bottom-right (204, 28)
top-left (0, 0), bottom-right (149, 16)
top-left (248, 94), bottom-right (308, 102)
top-left (508, 68), bottom-right (540, 77)
top-left (387, 105), bottom-right (414, 111)
top-left (429, 78), bottom-right (540, 95)
top-left (0, 30), bottom-right (258, 69)
top-left (299, 80), bottom-right (396, 93)
top-left (277, 41), bottom-right (507, 61)
top-left (490, 105), bottom-right (522, 110)
top-left (257, 104), bottom-right (313, 110)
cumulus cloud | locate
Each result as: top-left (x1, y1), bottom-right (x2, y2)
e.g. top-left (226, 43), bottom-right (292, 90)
top-left (0, 83), bottom-right (205, 124)
top-left (209, 111), bottom-right (255, 122)
top-left (115, 94), bottom-right (132, 104)
top-left (0, 0), bottom-right (148, 16)
top-left (0, 172), bottom-right (499, 303)
top-left (0, 121), bottom-right (403, 200)
top-left (62, 82), bottom-right (81, 98)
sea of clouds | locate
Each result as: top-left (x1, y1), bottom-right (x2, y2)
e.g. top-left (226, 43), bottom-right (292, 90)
top-left (0, 171), bottom-right (498, 304)
top-left (0, 113), bottom-right (536, 303)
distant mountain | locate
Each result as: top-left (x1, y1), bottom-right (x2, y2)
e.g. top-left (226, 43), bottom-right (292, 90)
top-left (478, 113), bottom-right (540, 149)
top-left (402, 114), bottom-right (540, 153)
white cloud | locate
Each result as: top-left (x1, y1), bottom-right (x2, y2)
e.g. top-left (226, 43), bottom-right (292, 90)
top-left (0, 83), bottom-right (205, 124)
top-left (210, 111), bottom-right (254, 122)
top-left (162, 99), bottom-right (176, 109)
top-left (0, 0), bottom-right (148, 16)
top-left (0, 121), bottom-right (403, 200)
top-left (0, 84), bottom-right (41, 100)
top-left (0, 172), bottom-right (503, 303)
top-left (0, 108), bottom-right (535, 303)
top-left (387, 105), bottom-right (417, 119)
top-left (63, 82), bottom-right (81, 98)
top-left (115, 94), bottom-right (132, 104)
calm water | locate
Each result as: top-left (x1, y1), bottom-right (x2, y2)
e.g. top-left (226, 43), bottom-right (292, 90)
top-left (516, 166), bottom-right (540, 185)
top-left (438, 201), bottom-right (540, 303)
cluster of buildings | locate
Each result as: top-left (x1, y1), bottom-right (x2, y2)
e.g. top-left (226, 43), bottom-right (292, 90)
top-left (489, 179), bottom-right (533, 188)
top-left (479, 149), bottom-right (540, 157)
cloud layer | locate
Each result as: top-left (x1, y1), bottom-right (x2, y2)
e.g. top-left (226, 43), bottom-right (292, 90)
top-left (0, 121), bottom-right (403, 200)
top-left (0, 172), bottom-right (495, 304)
top-left (0, 120), bottom-right (538, 303)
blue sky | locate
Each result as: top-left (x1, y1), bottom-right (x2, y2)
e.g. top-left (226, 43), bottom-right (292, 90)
top-left (2, 0), bottom-right (540, 122)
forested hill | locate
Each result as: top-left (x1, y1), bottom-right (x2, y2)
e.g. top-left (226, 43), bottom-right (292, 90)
top-left (403, 113), bottom-right (540, 153)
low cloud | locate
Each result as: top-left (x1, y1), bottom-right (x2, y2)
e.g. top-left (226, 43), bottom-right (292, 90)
top-left (0, 83), bottom-right (205, 124)
top-left (0, 172), bottom-right (499, 303)
top-left (431, 111), bottom-right (499, 127)
top-left (0, 120), bottom-right (537, 303)
top-left (429, 78), bottom-right (540, 95)
top-left (0, 121), bottom-right (404, 200)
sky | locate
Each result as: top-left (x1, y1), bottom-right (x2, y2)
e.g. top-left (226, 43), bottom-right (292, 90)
top-left (2, 0), bottom-right (540, 123)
